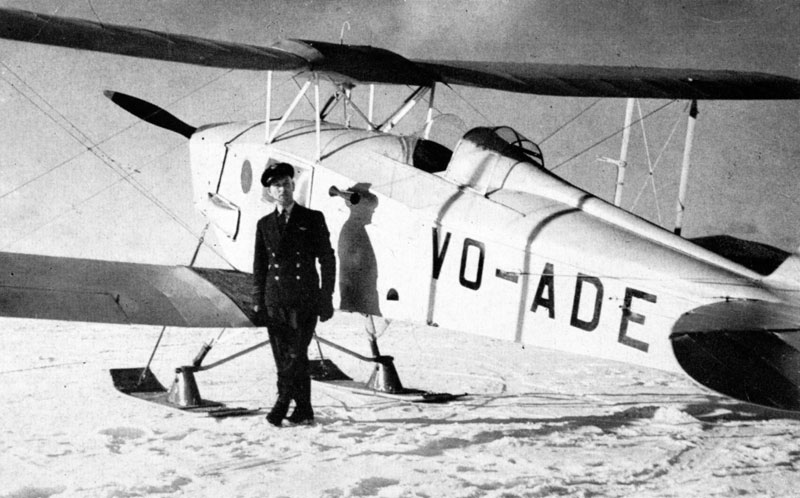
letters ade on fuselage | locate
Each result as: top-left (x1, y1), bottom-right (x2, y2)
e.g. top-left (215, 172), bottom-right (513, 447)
top-left (431, 228), bottom-right (657, 352)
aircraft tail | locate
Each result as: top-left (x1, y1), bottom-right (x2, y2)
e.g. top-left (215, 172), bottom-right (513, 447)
top-left (671, 299), bottom-right (800, 412)
top-left (765, 245), bottom-right (800, 289)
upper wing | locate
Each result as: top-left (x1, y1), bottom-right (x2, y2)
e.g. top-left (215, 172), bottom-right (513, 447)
top-left (414, 60), bottom-right (800, 100)
top-left (1, 8), bottom-right (798, 100)
top-left (0, 8), bottom-right (306, 71)
top-left (0, 252), bottom-right (254, 327)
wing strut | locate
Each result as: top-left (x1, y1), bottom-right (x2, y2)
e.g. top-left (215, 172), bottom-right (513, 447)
top-left (266, 79), bottom-right (312, 144)
top-left (615, 98), bottom-right (636, 206)
top-left (263, 74), bottom-right (439, 163)
top-left (264, 71), bottom-right (272, 142)
top-left (314, 74), bottom-right (321, 162)
top-left (674, 99), bottom-right (699, 236)
top-left (598, 98), bottom-right (636, 206)
top-left (600, 98), bottom-right (699, 233)
top-left (368, 84), bottom-right (375, 127)
top-left (424, 84), bottom-right (437, 139)
top-left (379, 86), bottom-right (432, 132)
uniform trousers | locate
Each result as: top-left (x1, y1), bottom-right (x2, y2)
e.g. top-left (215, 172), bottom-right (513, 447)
top-left (265, 305), bottom-right (317, 413)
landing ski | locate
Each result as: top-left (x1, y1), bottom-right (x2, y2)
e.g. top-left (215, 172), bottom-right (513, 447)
top-left (309, 359), bottom-right (467, 404)
top-left (110, 367), bottom-right (262, 418)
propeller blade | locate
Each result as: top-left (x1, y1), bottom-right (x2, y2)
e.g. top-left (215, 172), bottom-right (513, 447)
top-left (103, 91), bottom-right (196, 139)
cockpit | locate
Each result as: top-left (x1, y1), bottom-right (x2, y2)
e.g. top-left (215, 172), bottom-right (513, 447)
top-left (439, 126), bottom-right (546, 195)
top-left (483, 126), bottom-right (544, 168)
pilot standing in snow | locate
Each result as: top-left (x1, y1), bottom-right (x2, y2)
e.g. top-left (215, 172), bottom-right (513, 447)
top-left (252, 162), bottom-right (336, 427)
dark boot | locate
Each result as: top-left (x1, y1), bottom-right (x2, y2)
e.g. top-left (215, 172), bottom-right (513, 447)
top-left (287, 376), bottom-right (314, 425)
top-left (286, 405), bottom-right (314, 425)
top-left (266, 398), bottom-right (290, 427)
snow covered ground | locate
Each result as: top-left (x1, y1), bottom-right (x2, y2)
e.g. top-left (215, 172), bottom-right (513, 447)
top-left (2, 312), bottom-right (800, 498)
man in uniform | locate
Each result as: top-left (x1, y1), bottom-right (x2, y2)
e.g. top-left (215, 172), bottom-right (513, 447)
top-left (252, 162), bottom-right (336, 427)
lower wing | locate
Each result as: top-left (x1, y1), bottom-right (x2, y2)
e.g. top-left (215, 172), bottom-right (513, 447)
top-left (0, 252), bottom-right (254, 327)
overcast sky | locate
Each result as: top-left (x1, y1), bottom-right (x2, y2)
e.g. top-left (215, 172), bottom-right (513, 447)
top-left (0, 0), bottom-right (798, 267)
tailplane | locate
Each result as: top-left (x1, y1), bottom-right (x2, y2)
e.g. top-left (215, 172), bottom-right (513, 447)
top-left (765, 244), bottom-right (800, 289)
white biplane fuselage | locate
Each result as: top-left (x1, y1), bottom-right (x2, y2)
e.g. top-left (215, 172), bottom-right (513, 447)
top-left (190, 119), bottom-right (778, 375)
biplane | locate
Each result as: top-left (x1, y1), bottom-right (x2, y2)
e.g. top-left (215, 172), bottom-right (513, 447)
top-left (2, 7), bottom-right (800, 412)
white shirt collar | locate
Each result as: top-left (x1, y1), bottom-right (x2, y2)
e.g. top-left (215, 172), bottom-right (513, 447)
top-left (276, 202), bottom-right (295, 217)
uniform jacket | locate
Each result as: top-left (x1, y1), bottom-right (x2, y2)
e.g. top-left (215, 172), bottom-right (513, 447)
top-left (252, 204), bottom-right (336, 310)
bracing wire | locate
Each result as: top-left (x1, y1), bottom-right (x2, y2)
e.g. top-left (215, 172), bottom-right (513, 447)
top-left (439, 85), bottom-right (674, 181)
top-left (635, 99), bottom-right (662, 225)
top-left (549, 100), bottom-right (677, 171)
top-left (86, 0), bottom-right (103, 24)
top-left (630, 101), bottom-right (688, 214)
top-left (539, 99), bottom-right (601, 145)
top-left (1, 144), bottom-right (179, 251)
top-left (0, 63), bottom-right (232, 200)
top-left (442, 84), bottom-right (495, 127)
top-left (0, 62), bottom-right (238, 267)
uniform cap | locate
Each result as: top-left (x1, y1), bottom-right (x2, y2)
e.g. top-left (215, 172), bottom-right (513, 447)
top-left (261, 162), bottom-right (294, 187)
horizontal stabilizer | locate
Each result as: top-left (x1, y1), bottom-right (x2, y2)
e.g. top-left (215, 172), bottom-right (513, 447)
top-left (1, 8), bottom-right (799, 100)
top-left (671, 300), bottom-right (800, 411)
top-left (765, 245), bottom-right (800, 290)
top-left (672, 299), bottom-right (800, 336)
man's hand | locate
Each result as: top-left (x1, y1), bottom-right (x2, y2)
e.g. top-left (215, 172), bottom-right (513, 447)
top-left (318, 297), bottom-right (334, 322)
top-left (252, 304), bottom-right (269, 327)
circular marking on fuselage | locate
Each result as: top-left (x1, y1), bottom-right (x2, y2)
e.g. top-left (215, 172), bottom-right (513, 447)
top-left (241, 159), bottom-right (253, 193)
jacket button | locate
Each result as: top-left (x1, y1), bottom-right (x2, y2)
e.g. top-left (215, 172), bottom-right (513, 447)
top-left (296, 276), bottom-right (301, 280)
top-left (274, 276), bottom-right (280, 281)
top-left (274, 263), bottom-right (280, 268)
top-left (296, 263), bottom-right (301, 268)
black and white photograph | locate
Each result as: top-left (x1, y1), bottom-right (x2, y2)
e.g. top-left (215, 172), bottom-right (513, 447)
top-left (1, 1), bottom-right (799, 496)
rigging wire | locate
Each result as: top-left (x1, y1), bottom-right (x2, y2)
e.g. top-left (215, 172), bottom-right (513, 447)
top-left (1, 144), bottom-right (178, 251)
top-left (0, 62), bottom-right (238, 266)
top-left (635, 99), bottom-right (662, 225)
top-left (549, 100), bottom-right (677, 171)
top-left (0, 63), bottom-right (231, 200)
top-left (293, 75), bottom-right (318, 115)
top-left (443, 84), bottom-right (495, 127)
top-left (86, 0), bottom-right (103, 24)
top-left (0, 361), bottom-right (87, 375)
top-left (539, 99), bottom-right (601, 145)
top-left (630, 101), bottom-right (688, 214)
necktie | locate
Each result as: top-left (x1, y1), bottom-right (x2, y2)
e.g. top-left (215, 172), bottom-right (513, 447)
top-left (278, 210), bottom-right (288, 231)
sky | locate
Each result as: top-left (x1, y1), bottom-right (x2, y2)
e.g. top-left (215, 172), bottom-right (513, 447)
top-left (0, 0), bottom-right (798, 267)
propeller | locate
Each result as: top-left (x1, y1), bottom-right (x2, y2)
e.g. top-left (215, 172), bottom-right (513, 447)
top-left (103, 91), bottom-right (196, 139)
